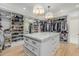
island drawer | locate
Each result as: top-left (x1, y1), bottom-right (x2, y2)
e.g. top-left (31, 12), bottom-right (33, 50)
top-left (24, 37), bottom-right (40, 47)
top-left (23, 46), bottom-right (35, 56)
top-left (24, 37), bottom-right (30, 42)
top-left (24, 42), bottom-right (40, 56)
top-left (31, 39), bottom-right (40, 47)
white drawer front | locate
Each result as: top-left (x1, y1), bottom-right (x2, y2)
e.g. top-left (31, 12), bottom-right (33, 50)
top-left (23, 46), bottom-right (35, 56)
top-left (24, 42), bottom-right (39, 56)
top-left (24, 37), bottom-right (30, 42)
top-left (31, 39), bottom-right (40, 47)
top-left (31, 46), bottom-right (39, 56)
top-left (24, 37), bottom-right (40, 48)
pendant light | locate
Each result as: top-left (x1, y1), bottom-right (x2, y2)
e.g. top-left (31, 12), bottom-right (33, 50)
top-left (45, 6), bottom-right (54, 20)
top-left (33, 5), bottom-right (44, 16)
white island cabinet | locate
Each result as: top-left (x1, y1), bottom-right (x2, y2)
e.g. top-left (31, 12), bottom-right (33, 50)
top-left (24, 32), bottom-right (60, 56)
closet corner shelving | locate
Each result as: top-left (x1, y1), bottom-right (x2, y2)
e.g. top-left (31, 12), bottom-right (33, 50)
top-left (11, 14), bottom-right (24, 42)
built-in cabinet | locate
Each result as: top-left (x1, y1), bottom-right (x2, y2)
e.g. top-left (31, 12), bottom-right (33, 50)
top-left (0, 10), bottom-right (12, 49)
top-left (0, 9), bottom-right (24, 50)
top-left (24, 32), bottom-right (60, 56)
top-left (11, 14), bottom-right (24, 41)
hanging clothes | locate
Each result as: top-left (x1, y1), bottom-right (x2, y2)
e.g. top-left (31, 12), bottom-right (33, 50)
top-left (47, 23), bottom-right (49, 31)
top-left (45, 22), bottom-right (47, 32)
top-left (50, 23), bottom-right (53, 32)
top-left (57, 22), bottom-right (61, 32)
top-left (53, 22), bottom-right (56, 31)
top-left (0, 29), bottom-right (5, 50)
top-left (29, 23), bottom-right (32, 33)
top-left (55, 22), bottom-right (57, 31)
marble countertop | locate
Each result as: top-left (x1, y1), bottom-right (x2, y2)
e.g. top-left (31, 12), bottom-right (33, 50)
top-left (24, 32), bottom-right (59, 42)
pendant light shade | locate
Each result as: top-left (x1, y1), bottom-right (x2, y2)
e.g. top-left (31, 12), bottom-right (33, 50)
top-left (45, 12), bottom-right (53, 19)
top-left (33, 5), bottom-right (44, 16)
top-left (45, 6), bottom-right (54, 20)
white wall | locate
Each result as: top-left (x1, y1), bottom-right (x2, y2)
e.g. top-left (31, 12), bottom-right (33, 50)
top-left (67, 11), bottom-right (79, 45)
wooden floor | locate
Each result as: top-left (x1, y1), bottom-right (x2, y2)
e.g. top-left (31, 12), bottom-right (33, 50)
top-left (0, 42), bottom-right (79, 56)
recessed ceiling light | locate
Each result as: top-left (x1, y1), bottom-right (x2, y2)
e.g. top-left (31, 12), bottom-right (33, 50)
top-left (75, 5), bottom-right (79, 8)
top-left (23, 8), bottom-right (26, 10)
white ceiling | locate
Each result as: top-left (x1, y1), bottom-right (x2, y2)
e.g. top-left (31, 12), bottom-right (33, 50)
top-left (0, 3), bottom-right (79, 19)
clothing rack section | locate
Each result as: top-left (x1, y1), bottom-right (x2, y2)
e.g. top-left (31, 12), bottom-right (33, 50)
top-left (11, 14), bottom-right (24, 42)
top-left (31, 19), bottom-right (68, 32)
top-left (30, 16), bottom-right (68, 42)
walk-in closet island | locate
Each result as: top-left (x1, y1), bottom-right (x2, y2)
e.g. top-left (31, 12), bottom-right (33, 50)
top-left (24, 32), bottom-right (60, 56)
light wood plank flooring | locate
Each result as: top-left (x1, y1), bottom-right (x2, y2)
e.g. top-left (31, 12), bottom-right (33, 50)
top-left (0, 42), bottom-right (79, 56)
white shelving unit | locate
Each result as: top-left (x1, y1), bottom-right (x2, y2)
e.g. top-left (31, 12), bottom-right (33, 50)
top-left (11, 14), bottom-right (24, 42)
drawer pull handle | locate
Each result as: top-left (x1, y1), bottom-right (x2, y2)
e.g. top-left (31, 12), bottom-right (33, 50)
top-left (32, 41), bottom-right (36, 44)
top-left (26, 39), bottom-right (28, 41)
top-left (32, 48), bottom-right (35, 51)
